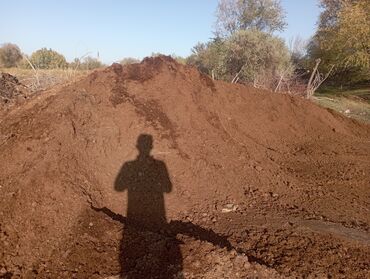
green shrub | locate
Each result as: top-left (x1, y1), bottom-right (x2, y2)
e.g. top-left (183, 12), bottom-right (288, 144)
top-left (187, 30), bottom-right (292, 88)
top-left (29, 48), bottom-right (67, 69)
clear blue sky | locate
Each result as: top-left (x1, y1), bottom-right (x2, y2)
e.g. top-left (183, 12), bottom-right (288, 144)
top-left (0, 0), bottom-right (320, 64)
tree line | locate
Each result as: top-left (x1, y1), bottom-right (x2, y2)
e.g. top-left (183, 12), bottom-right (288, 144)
top-left (0, 45), bottom-right (106, 70)
top-left (1, 0), bottom-right (369, 95)
top-left (186, 0), bottom-right (369, 95)
top-left (307, 0), bottom-right (369, 85)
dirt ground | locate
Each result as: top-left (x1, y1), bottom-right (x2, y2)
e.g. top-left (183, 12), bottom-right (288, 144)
top-left (0, 56), bottom-right (369, 278)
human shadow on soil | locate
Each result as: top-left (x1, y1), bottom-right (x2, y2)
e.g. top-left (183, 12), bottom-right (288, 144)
top-left (113, 134), bottom-right (233, 278)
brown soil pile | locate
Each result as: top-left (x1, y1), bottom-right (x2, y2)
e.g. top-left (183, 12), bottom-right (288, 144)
top-left (0, 73), bottom-right (30, 106)
top-left (1, 56), bottom-right (369, 278)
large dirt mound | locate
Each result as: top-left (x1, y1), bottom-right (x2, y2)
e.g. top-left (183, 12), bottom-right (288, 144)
top-left (1, 56), bottom-right (369, 278)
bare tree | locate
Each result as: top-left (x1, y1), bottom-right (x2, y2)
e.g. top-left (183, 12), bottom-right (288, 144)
top-left (288, 36), bottom-right (308, 65)
top-left (306, 59), bottom-right (334, 99)
top-left (274, 64), bottom-right (294, 93)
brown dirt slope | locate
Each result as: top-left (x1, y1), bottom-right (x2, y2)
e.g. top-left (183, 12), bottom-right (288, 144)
top-left (1, 56), bottom-right (369, 278)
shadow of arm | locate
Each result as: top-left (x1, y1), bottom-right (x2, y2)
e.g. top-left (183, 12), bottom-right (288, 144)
top-left (114, 163), bottom-right (130, 192)
top-left (90, 205), bottom-right (127, 224)
top-left (168, 220), bottom-right (233, 250)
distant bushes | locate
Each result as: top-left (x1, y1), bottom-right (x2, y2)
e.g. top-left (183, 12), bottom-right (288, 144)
top-left (29, 48), bottom-right (68, 69)
top-left (70, 56), bottom-right (105, 70)
top-left (26, 50), bottom-right (105, 70)
top-left (0, 44), bottom-right (105, 70)
top-left (0, 43), bottom-right (23, 68)
top-left (120, 57), bottom-right (140, 65)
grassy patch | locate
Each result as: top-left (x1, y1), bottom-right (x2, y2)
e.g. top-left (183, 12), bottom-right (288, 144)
top-left (317, 85), bottom-right (370, 102)
top-left (314, 84), bottom-right (370, 123)
top-left (314, 95), bottom-right (370, 123)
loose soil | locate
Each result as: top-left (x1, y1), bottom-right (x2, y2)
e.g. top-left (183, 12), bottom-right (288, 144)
top-left (0, 56), bottom-right (369, 278)
top-left (0, 73), bottom-right (30, 107)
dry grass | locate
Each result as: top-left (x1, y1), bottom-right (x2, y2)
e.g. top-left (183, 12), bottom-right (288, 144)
top-left (0, 68), bottom-right (91, 91)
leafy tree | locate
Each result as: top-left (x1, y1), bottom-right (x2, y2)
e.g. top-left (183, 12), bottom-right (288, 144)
top-left (318, 0), bottom-right (343, 29)
top-left (215, 0), bottom-right (286, 36)
top-left (0, 43), bottom-right (22, 68)
top-left (224, 30), bottom-right (291, 86)
top-left (187, 30), bottom-right (292, 88)
top-left (189, 0), bottom-right (291, 90)
top-left (317, 0), bottom-right (358, 29)
top-left (187, 39), bottom-right (227, 79)
top-left (30, 48), bottom-right (67, 69)
top-left (324, 1), bottom-right (369, 69)
top-left (308, 0), bottom-right (370, 84)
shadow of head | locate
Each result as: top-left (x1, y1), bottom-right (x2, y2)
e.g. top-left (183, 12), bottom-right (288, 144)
top-left (136, 134), bottom-right (153, 157)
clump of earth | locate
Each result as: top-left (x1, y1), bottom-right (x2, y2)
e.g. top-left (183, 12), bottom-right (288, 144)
top-left (0, 72), bottom-right (30, 106)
